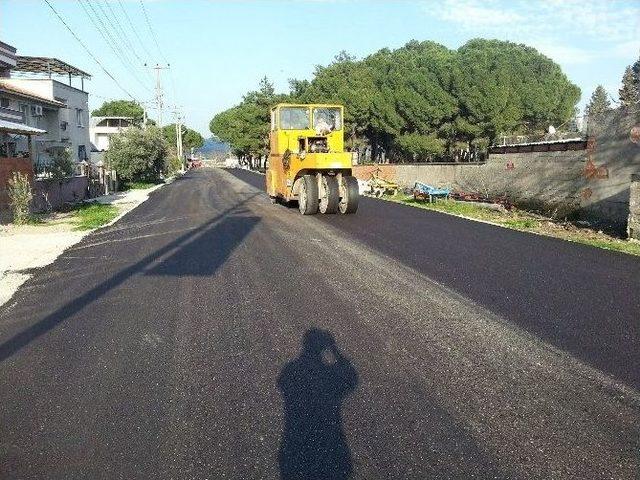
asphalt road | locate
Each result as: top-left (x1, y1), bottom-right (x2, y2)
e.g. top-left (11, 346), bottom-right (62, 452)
top-left (1, 168), bottom-right (638, 479)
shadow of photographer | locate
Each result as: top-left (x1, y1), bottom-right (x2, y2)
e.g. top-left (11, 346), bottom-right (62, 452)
top-left (277, 329), bottom-right (358, 480)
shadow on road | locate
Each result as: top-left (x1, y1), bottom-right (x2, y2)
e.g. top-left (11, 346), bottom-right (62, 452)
top-left (148, 215), bottom-right (259, 276)
top-left (0, 192), bottom-right (260, 362)
top-left (278, 329), bottom-right (358, 480)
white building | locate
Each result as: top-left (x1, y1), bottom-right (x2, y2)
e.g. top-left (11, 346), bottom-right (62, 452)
top-left (0, 55), bottom-right (91, 171)
top-left (90, 116), bottom-right (133, 151)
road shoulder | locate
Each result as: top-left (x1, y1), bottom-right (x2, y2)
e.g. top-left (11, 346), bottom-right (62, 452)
top-left (0, 182), bottom-right (166, 308)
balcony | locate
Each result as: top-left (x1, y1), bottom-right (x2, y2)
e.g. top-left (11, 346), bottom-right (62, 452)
top-left (0, 106), bottom-right (26, 124)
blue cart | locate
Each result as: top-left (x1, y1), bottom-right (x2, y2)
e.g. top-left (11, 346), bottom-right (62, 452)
top-left (413, 182), bottom-right (450, 203)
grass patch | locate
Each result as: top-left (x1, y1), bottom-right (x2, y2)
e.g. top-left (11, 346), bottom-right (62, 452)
top-left (381, 194), bottom-right (640, 257)
top-left (399, 197), bottom-right (504, 221)
top-left (72, 203), bottom-right (119, 230)
top-left (24, 214), bottom-right (47, 225)
top-left (121, 179), bottom-right (164, 191)
top-left (500, 218), bottom-right (539, 229)
top-left (552, 235), bottom-right (640, 256)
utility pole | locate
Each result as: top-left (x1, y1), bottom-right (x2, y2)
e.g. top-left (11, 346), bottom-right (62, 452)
top-left (145, 63), bottom-right (170, 127)
top-left (173, 107), bottom-right (185, 171)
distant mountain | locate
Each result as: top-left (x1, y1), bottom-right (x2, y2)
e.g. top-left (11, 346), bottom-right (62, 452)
top-left (197, 137), bottom-right (230, 156)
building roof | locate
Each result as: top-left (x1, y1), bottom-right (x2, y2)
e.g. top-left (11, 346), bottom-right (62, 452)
top-left (0, 80), bottom-right (65, 107)
top-left (0, 119), bottom-right (46, 135)
top-left (14, 56), bottom-right (91, 79)
top-left (90, 116), bottom-right (135, 128)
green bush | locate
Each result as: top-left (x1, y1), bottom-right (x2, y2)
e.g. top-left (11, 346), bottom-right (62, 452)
top-left (7, 172), bottom-right (33, 225)
top-left (167, 155), bottom-right (183, 176)
top-left (48, 149), bottom-right (75, 180)
top-left (105, 126), bottom-right (168, 182)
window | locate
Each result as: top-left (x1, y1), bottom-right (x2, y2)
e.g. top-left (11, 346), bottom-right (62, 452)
top-left (313, 107), bottom-right (342, 133)
top-left (76, 108), bottom-right (84, 127)
top-left (78, 145), bottom-right (87, 161)
top-left (279, 107), bottom-right (310, 130)
top-left (0, 98), bottom-right (9, 108)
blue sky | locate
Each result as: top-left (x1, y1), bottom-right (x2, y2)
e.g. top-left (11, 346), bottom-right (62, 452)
top-left (2, 0), bottom-right (639, 135)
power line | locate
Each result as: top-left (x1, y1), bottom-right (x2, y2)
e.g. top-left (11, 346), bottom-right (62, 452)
top-left (116, 0), bottom-right (154, 61)
top-left (139, 0), bottom-right (169, 64)
top-left (77, 0), bottom-right (151, 94)
top-left (42, 0), bottom-right (137, 101)
top-left (138, 0), bottom-right (177, 109)
top-left (101, 0), bottom-right (147, 67)
top-left (93, 0), bottom-right (147, 81)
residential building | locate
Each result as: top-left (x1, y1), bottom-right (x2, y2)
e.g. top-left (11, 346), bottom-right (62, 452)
top-left (90, 116), bottom-right (134, 151)
top-left (0, 54), bottom-right (91, 171)
top-left (0, 41), bottom-right (47, 214)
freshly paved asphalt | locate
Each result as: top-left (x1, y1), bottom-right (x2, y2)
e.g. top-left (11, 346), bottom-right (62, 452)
top-left (0, 168), bottom-right (638, 479)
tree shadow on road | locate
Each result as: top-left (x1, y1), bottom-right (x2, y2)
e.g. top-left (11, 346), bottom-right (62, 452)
top-left (277, 329), bottom-right (358, 480)
top-left (0, 193), bottom-right (260, 362)
top-left (147, 215), bottom-right (259, 276)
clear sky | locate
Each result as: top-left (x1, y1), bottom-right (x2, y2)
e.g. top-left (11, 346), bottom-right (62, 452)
top-left (2, 0), bottom-right (639, 136)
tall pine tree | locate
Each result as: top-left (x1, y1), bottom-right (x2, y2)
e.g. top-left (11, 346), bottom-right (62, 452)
top-left (619, 66), bottom-right (639, 110)
top-left (586, 85), bottom-right (612, 118)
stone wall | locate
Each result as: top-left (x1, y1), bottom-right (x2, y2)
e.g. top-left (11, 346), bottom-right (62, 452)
top-left (353, 111), bottom-right (640, 231)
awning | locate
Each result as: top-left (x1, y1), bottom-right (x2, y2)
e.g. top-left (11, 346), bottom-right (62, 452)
top-left (15, 56), bottom-right (91, 79)
top-left (0, 119), bottom-right (46, 135)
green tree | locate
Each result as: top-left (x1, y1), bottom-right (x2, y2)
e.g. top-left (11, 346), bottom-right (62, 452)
top-left (632, 54), bottom-right (640, 82)
top-left (105, 126), bottom-right (168, 181)
top-left (92, 100), bottom-right (145, 125)
top-left (454, 39), bottom-right (580, 142)
top-left (162, 124), bottom-right (205, 152)
top-left (210, 77), bottom-right (287, 166)
top-left (586, 85), bottom-right (612, 118)
top-left (210, 39), bottom-right (581, 163)
top-left (393, 133), bottom-right (445, 161)
top-left (619, 66), bottom-right (639, 110)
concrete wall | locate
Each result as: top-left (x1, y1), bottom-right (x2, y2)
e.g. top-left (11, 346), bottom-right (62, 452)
top-left (353, 111), bottom-right (640, 230)
top-left (628, 174), bottom-right (640, 240)
top-left (32, 176), bottom-right (88, 212)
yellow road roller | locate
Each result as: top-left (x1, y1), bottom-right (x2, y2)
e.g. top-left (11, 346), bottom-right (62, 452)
top-left (266, 103), bottom-right (359, 215)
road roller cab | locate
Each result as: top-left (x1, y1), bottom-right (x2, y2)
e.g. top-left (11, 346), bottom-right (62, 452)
top-left (266, 103), bottom-right (359, 214)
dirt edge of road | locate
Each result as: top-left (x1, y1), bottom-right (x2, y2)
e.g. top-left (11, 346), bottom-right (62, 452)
top-left (0, 181), bottom-right (168, 309)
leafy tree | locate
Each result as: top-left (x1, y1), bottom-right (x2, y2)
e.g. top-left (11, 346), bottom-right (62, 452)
top-left (92, 100), bottom-right (145, 125)
top-left (454, 39), bottom-right (579, 142)
top-left (393, 133), bottom-right (445, 161)
top-left (210, 78), bottom-right (287, 166)
top-left (288, 78), bottom-right (311, 98)
top-left (619, 66), bottom-right (639, 110)
top-left (105, 126), bottom-right (168, 181)
top-left (586, 85), bottom-right (612, 118)
top-left (210, 39), bottom-right (580, 163)
top-left (162, 124), bottom-right (205, 152)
